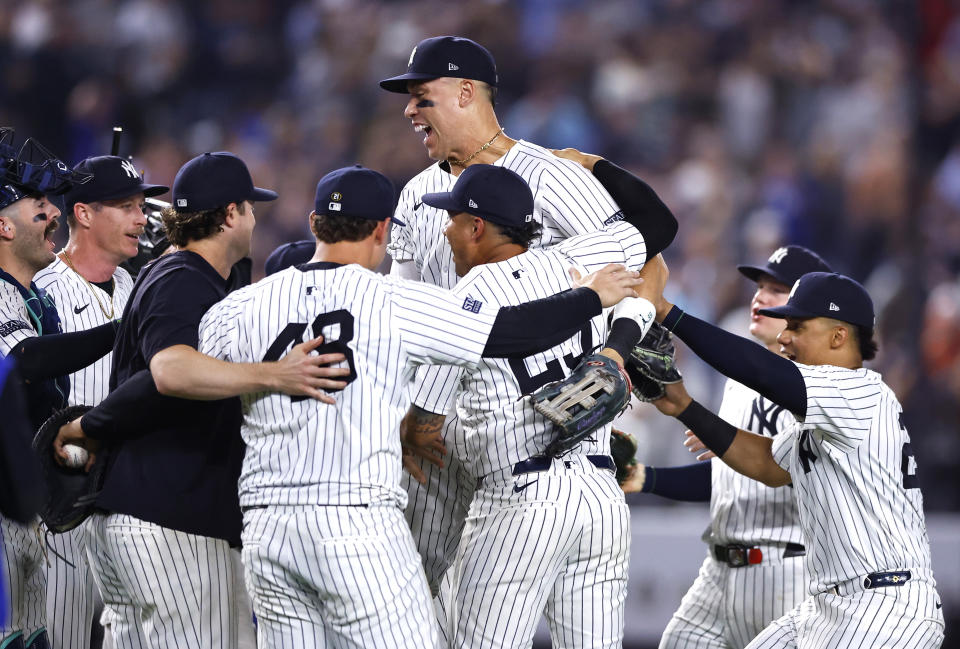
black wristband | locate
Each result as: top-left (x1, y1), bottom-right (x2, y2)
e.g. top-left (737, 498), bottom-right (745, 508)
top-left (605, 317), bottom-right (643, 362)
top-left (662, 305), bottom-right (684, 332)
top-left (640, 466), bottom-right (655, 493)
top-left (676, 399), bottom-right (737, 457)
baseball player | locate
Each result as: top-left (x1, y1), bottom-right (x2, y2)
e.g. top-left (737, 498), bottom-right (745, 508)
top-left (379, 38), bottom-right (673, 602)
top-left (52, 152), bottom-right (350, 649)
top-left (32, 154), bottom-right (168, 649)
top-left (0, 131), bottom-right (123, 649)
top-left (624, 245), bottom-right (832, 649)
top-left (196, 165), bottom-right (645, 649)
top-left (398, 164), bottom-right (664, 648)
top-left (643, 265), bottom-right (945, 648)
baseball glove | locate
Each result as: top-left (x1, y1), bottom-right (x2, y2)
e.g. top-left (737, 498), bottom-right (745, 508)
top-left (31, 405), bottom-right (107, 533)
top-left (625, 322), bottom-right (682, 402)
top-left (610, 428), bottom-right (638, 485)
top-left (533, 354), bottom-right (631, 457)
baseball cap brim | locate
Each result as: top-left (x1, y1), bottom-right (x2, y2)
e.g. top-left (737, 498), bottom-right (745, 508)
top-left (251, 187), bottom-right (278, 202)
top-left (379, 73), bottom-right (439, 93)
top-left (737, 264), bottom-right (789, 285)
top-left (756, 304), bottom-right (817, 320)
top-left (420, 191), bottom-right (464, 215)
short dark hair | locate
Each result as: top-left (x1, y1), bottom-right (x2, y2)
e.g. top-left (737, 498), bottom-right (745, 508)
top-left (311, 212), bottom-right (379, 243)
top-left (854, 325), bottom-right (878, 361)
top-left (161, 201), bottom-right (245, 247)
top-left (480, 81), bottom-right (498, 108)
top-left (488, 218), bottom-right (542, 248)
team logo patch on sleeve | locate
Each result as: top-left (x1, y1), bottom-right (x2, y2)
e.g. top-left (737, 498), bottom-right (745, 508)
top-left (0, 320), bottom-right (31, 337)
top-left (604, 210), bottom-right (624, 225)
top-left (462, 296), bottom-right (482, 313)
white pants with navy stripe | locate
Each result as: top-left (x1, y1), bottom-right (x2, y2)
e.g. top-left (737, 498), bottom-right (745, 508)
top-left (84, 512), bottom-right (238, 649)
top-left (0, 515), bottom-right (46, 639)
top-left (660, 551), bottom-right (807, 649)
top-left (242, 504), bottom-right (440, 649)
top-left (745, 578), bottom-right (944, 649)
top-left (449, 456), bottom-right (630, 649)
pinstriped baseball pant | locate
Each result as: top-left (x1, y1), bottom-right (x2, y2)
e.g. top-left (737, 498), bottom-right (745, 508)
top-left (745, 579), bottom-right (944, 649)
top-left (44, 524), bottom-right (99, 649)
top-left (84, 513), bottom-right (238, 649)
top-left (0, 516), bottom-right (45, 639)
top-left (660, 552), bottom-right (807, 649)
top-left (242, 504), bottom-right (440, 649)
top-left (449, 457), bottom-right (630, 649)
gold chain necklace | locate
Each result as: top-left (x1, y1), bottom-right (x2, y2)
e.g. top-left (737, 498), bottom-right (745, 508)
top-left (58, 249), bottom-right (115, 319)
top-left (448, 129), bottom-right (504, 167)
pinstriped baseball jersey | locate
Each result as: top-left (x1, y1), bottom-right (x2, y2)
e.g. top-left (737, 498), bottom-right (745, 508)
top-left (414, 220), bottom-right (647, 477)
top-left (197, 262), bottom-right (498, 508)
top-left (770, 364), bottom-right (936, 594)
top-left (712, 378), bottom-right (804, 546)
top-left (388, 140), bottom-right (622, 289)
top-left (34, 257), bottom-right (133, 405)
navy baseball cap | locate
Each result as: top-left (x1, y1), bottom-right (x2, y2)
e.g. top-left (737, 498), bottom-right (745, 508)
top-left (264, 239), bottom-right (314, 276)
top-left (738, 245), bottom-right (832, 286)
top-left (314, 165), bottom-right (403, 226)
top-left (379, 36), bottom-right (498, 93)
top-left (172, 152), bottom-right (277, 212)
top-left (421, 164), bottom-right (533, 228)
top-left (63, 156), bottom-right (168, 213)
top-left (758, 272), bottom-right (875, 329)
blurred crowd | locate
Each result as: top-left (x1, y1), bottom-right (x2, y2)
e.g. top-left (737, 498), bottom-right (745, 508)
top-left (2, 0), bottom-right (958, 508)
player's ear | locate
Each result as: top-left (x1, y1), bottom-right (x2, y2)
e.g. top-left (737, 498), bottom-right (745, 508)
top-left (73, 202), bottom-right (94, 229)
top-left (471, 216), bottom-right (485, 241)
top-left (459, 79), bottom-right (476, 107)
top-left (830, 323), bottom-right (849, 350)
top-left (0, 215), bottom-right (13, 240)
top-left (373, 219), bottom-right (390, 243)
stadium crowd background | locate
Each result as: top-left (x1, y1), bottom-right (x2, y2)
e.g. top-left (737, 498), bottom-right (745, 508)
top-left (1, 0), bottom-right (958, 514)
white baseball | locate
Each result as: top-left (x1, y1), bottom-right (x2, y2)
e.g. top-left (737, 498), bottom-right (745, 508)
top-left (63, 444), bottom-right (89, 469)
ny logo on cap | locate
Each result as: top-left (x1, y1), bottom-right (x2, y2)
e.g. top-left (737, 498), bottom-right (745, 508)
top-left (120, 160), bottom-right (139, 179)
top-left (829, 302), bottom-right (840, 311)
top-left (448, 62), bottom-right (459, 71)
top-left (468, 199), bottom-right (478, 209)
top-left (769, 247), bottom-right (788, 264)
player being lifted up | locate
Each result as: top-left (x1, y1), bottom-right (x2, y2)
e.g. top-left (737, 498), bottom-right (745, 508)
top-left (379, 39), bottom-right (676, 610)
top-left (197, 165), bottom-right (646, 649)
top-left (640, 259), bottom-right (945, 648)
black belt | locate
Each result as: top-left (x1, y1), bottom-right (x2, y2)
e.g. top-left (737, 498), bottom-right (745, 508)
top-left (712, 542), bottom-right (806, 567)
top-left (512, 455), bottom-right (615, 476)
top-left (830, 570), bottom-right (911, 596)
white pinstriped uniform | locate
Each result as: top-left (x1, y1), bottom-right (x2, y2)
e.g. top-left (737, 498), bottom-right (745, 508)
top-left (411, 221), bottom-right (646, 648)
top-left (745, 364), bottom-right (944, 648)
top-left (197, 263), bottom-right (498, 649)
top-left (0, 280), bottom-right (52, 643)
top-left (34, 257), bottom-right (135, 649)
top-left (660, 379), bottom-right (807, 649)
top-left (390, 140), bottom-right (622, 598)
